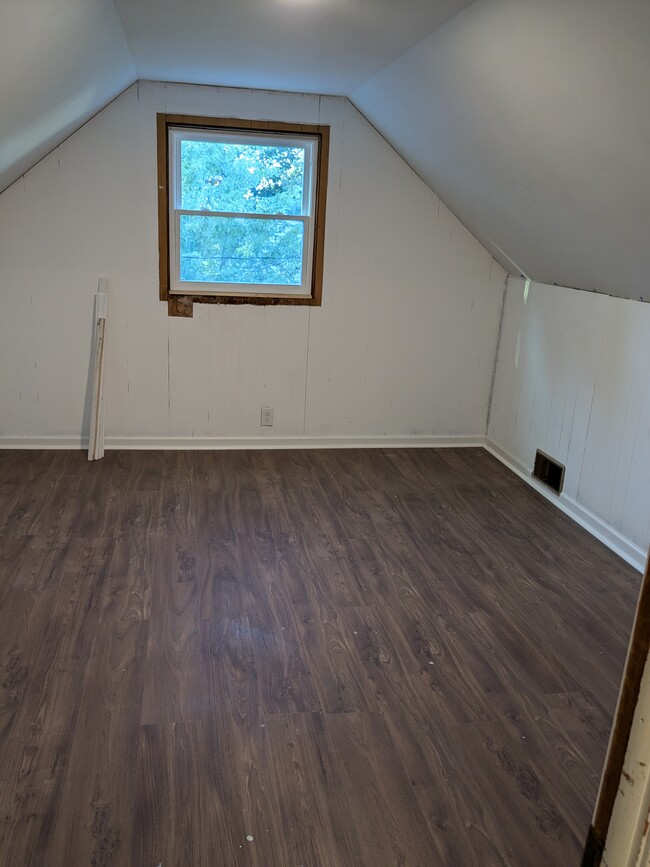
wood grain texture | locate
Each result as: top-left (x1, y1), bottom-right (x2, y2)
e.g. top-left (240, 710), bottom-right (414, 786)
top-left (0, 447), bottom-right (640, 866)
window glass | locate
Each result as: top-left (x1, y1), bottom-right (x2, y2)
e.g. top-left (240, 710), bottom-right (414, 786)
top-left (180, 139), bottom-right (306, 216)
top-left (179, 215), bottom-right (304, 285)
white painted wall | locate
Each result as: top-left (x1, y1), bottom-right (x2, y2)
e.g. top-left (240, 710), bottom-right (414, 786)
top-left (0, 81), bottom-right (505, 445)
top-left (489, 277), bottom-right (650, 560)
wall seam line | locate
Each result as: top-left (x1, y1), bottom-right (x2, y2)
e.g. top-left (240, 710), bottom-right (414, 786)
top-left (485, 273), bottom-right (508, 436)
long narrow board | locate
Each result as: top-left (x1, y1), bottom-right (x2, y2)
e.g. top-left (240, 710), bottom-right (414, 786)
top-left (88, 279), bottom-right (108, 461)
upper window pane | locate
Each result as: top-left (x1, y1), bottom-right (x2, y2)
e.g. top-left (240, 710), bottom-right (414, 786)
top-left (180, 138), bottom-right (306, 216)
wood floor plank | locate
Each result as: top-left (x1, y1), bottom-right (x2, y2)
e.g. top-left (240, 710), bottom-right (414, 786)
top-left (458, 718), bottom-right (582, 862)
top-left (99, 490), bottom-right (160, 623)
top-left (132, 721), bottom-right (227, 866)
top-left (249, 601), bottom-right (322, 716)
top-left (488, 689), bottom-right (609, 841)
top-left (292, 597), bottom-right (379, 714)
top-left (0, 538), bottom-right (113, 785)
top-left (311, 710), bottom-right (445, 866)
top-left (9, 535), bottom-right (71, 592)
top-left (0, 589), bottom-right (55, 745)
top-left (344, 603), bottom-right (496, 726)
top-left (0, 447), bottom-right (640, 866)
top-left (197, 536), bottom-right (259, 620)
top-left (133, 616), bottom-right (263, 865)
top-left (140, 536), bottom-right (202, 724)
top-left (240, 529), bottom-right (323, 716)
top-left (101, 534), bottom-right (153, 622)
top-left (380, 708), bottom-right (514, 867)
top-left (40, 619), bottom-right (148, 866)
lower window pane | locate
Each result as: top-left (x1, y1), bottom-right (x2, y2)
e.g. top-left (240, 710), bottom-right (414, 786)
top-left (179, 215), bottom-right (304, 286)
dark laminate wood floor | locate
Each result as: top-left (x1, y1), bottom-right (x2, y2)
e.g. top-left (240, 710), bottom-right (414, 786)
top-left (0, 447), bottom-right (640, 866)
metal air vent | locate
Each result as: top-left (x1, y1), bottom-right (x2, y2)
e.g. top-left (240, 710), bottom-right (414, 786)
top-left (533, 449), bottom-right (565, 494)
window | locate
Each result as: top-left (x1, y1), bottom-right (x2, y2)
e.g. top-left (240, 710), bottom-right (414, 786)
top-left (157, 114), bottom-right (329, 316)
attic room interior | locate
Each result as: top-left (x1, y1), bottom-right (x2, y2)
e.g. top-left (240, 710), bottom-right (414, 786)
top-left (1, 1), bottom-right (649, 865)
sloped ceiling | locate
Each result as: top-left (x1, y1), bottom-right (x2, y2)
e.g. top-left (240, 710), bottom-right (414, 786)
top-left (1, 0), bottom-right (649, 301)
top-left (0, 0), bottom-right (135, 193)
top-left (0, 0), bottom-right (471, 193)
top-left (352, 0), bottom-right (650, 301)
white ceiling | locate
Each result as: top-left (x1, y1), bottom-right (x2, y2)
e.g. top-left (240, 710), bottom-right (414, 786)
top-left (1, 0), bottom-right (649, 301)
top-left (0, 0), bottom-right (471, 192)
top-left (113, 0), bottom-right (473, 95)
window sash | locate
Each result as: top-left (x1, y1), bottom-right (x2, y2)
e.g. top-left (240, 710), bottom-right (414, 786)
top-left (176, 209), bottom-right (308, 222)
top-left (168, 127), bottom-right (318, 297)
top-left (173, 212), bottom-right (311, 295)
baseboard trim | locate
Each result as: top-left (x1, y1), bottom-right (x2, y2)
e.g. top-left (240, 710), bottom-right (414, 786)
top-left (485, 439), bottom-right (647, 573)
top-left (0, 434), bottom-right (485, 451)
top-left (0, 436), bottom-right (86, 449)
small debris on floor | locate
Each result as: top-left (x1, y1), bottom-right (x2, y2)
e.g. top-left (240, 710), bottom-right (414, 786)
top-left (246, 835), bottom-right (254, 842)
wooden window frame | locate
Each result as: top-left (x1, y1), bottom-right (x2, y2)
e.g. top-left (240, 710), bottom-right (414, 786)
top-left (157, 113), bottom-right (329, 317)
top-left (582, 554), bottom-right (650, 866)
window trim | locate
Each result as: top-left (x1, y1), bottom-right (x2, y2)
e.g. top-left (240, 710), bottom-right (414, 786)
top-left (157, 114), bottom-right (330, 317)
top-left (168, 127), bottom-right (317, 299)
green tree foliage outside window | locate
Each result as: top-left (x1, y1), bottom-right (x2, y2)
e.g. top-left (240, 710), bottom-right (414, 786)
top-left (179, 139), bottom-right (307, 286)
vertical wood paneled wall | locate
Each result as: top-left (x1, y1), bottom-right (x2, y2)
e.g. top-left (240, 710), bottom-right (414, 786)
top-left (0, 81), bottom-right (506, 443)
top-left (489, 277), bottom-right (650, 554)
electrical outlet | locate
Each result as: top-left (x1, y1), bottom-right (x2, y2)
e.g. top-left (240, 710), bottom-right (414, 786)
top-left (261, 407), bottom-right (274, 427)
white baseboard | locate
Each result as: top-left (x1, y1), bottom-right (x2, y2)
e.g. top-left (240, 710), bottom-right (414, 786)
top-left (0, 433), bottom-right (485, 451)
top-left (0, 436), bottom-right (85, 449)
top-left (484, 439), bottom-right (647, 573)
